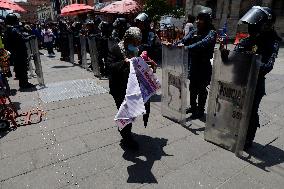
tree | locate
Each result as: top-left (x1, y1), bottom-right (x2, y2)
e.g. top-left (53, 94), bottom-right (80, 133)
top-left (143, 0), bottom-right (185, 22)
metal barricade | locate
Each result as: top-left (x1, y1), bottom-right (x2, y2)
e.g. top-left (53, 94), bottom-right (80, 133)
top-left (88, 35), bottom-right (100, 78)
top-left (30, 36), bottom-right (45, 86)
top-left (204, 50), bottom-right (260, 156)
top-left (68, 33), bottom-right (74, 64)
top-left (161, 45), bottom-right (188, 125)
top-left (80, 35), bottom-right (87, 69)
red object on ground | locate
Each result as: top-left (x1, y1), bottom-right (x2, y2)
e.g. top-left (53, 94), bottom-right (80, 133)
top-left (234, 32), bottom-right (250, 45)
top-left (100, 0), bottom-right (141, 14)
top-left (0, 0), bottom-right (26, 12)
top-left (61, 4), bottom-right (94, 16)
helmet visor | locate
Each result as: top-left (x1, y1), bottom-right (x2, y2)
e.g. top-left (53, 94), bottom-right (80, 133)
top-left (240, 7), bottom-right (266, 25)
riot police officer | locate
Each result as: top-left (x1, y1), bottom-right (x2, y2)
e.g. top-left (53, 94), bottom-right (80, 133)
top-left (97, 21), bottom-right (112, 76)
top-left (72, 22), bottom-right (83, 64)
top-left (235, 6), bottom-right (282, 150)
top-left (4, 13), bottom-right (34, 89)
top-left (112, 18), bottom-right (128, 43)
top-left (175, 9), bottom-right (217, 119)
top-left (58, 20), bottom-right (71, 61)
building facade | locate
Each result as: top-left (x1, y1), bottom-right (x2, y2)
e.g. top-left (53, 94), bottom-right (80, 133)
top-left (37, 4), bottom-right (54, 22)
top-left (185, 0), bottom-right (284, 39)
top-left (17, 0), bottom-right (51, 23)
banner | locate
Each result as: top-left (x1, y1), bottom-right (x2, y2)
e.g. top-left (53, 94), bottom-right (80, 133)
top-left (115, 57), bottom-right (161, 129)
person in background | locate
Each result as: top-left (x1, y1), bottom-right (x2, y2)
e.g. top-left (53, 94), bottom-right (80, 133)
top-left (58, 20), bottom-right (71, 61)
top-left (42, 25), bottom-right (55, 56)
top-left (97, 21), bottom-right (112, 76)
top-left (107, 27), bottom-right (142, 150)
top-left (112, 18), bottom-right (128, 43)
top-left (4, 13), bottom-right (34, 89)
top-left (72, 22), bottom-right (83, 64)
top-left (184, 14), bottom-right (195, 36)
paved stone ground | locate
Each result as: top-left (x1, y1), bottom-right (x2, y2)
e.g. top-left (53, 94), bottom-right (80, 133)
top-left (0, 48), bottom-right (283, 189)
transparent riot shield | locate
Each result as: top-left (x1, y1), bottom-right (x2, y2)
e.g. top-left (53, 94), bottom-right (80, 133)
top-left (30, 36), bottom-right (45, 86)
top-left (25, 36), bottom-right (35, 77)
top-left (68, 33), bottom-right (74, 64)
top-left (88, 35), bottom-right (100, 78)
top-left (204, 50), bottom-right (260, 156)
top-left (80, 35), bottom-right (87, 69)
top-left (161, 45), bottom-right (188, 125)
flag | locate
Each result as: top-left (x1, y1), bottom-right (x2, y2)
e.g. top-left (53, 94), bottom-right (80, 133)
top-left (114, 57), bottom-right (161, 129)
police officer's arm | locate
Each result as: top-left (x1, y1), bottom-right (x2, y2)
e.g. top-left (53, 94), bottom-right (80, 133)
top-left (173, 29), bottom-right (196, 46)
top-left (185, 30), bottom-right (217, 50)
top-left (260, 40), bottom-right (280, 75)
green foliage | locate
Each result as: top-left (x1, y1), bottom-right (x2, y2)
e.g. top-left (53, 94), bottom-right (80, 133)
top-left (143, 0), bottom-right (185, 22)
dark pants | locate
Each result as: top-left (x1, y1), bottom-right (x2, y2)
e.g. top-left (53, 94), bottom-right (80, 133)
top-left (246, 78), bottom-right (265, 145)
top-left (14, 59), bottom-right (29, 87)
top-left (113, 94), bottom-right (132, 139)
top-left (46, 42), bottom-right (54, 55)
top-left (143, 100), bottom-right (151, 126)
top-left (60, 37), bottom-right (70, 60)
top-left (189, 79), bottom-right (209, 113)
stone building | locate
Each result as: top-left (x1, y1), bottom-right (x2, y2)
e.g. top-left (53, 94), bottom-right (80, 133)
top-left (17, 0), bottom-right (51, 23)
top-left (185, 0), bottom-right (284, 39)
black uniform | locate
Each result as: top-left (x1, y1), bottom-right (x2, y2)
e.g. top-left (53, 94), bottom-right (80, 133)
top-left (236, 31), bottom-right (281, 148)
top-left (58, 22), bottom-right (71, 61)
top-left (4, 26), bottom-right (29, 87)
top-left (179, 27), bottom-right (217, 117)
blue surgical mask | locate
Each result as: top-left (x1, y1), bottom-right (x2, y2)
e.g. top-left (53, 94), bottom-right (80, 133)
top-left (127, 44), bottom-right (138, 53)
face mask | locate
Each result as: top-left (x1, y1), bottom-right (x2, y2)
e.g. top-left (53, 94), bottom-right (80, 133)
top-left (127, 44), bottom-right (138, 53)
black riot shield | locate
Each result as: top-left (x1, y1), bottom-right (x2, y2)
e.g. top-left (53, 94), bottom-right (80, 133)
top-left (161, 45), bottom-right (188, 125)
top-left (88, 35), bottom-right (100, 78)
top-left (68, 33), bottom-right (74, 64)
top-left (204, 50), bottom-right (260, 156)
top-left (80, 35), bottom-right (87, 69)
top-left (30, 36), bottom-right (45, 86)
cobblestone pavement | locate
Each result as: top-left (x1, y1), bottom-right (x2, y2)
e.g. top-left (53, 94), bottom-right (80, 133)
top-left (0, 48), bottom-right (283, 189)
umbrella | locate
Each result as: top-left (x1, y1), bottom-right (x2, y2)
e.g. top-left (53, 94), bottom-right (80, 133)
top-left (0, 0), bottom-right (26, 12)
top-left (100, 0), bottom-right (141, 14)
top-left (61, 4), bottom-right (94, 16)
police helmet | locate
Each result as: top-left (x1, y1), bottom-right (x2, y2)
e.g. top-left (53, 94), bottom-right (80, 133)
top-left (5, 13), bottom-right (19, 26)
top-left (197, 9), bottom-right (212, 24)
top-left (240, 6), bottom-right (276, 25)
top-left (94, 17), bottom-right (102, 25)
top-left (134, 13), bottom-right (149, 22)
top-left (113, 18), bottom-right (127, 29)
top-left (99, 21), bottom-right (111, 33)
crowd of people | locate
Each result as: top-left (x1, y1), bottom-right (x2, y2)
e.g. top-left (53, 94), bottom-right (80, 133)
top-left (0, 6), bottom-right (282, 152)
